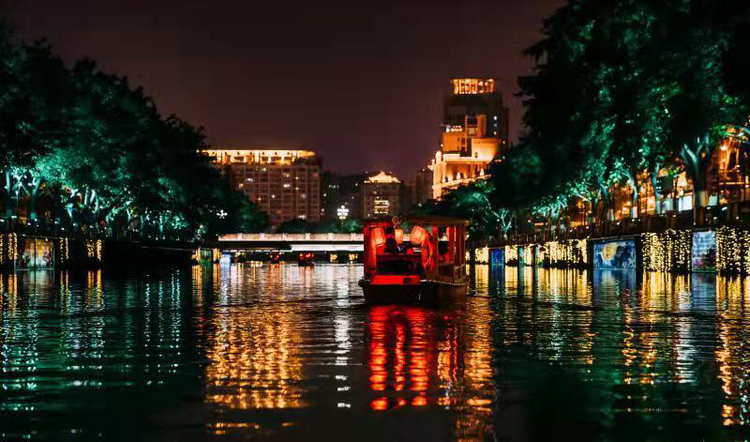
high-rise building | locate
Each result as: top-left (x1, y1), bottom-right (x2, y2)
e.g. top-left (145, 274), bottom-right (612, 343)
top-left (321, 172), bottom-right (365, 220)
top-left (205, 149), bottom-right (321, 227)
top-left (408, 168), bottom-right (434, 208)
top-left (362, 171), bottom-right (401, 219)
top-left (430, 78), bottom-right (509, 199)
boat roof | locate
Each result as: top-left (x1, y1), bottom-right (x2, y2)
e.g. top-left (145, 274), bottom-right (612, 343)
top-left (363, 214), bottom-right (469, 226)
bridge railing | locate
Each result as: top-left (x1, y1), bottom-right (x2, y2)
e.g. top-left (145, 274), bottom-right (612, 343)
top-left (218, 233), bottom-right (364, 242)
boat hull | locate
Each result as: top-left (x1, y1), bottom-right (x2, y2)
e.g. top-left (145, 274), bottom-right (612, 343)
top-left (358, 279), bottom-right (467, 305)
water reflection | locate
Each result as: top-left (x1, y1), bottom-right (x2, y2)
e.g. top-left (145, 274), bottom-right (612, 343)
top-left (366, 302), bottom-right (494, 439)
top-left (204, 305), bottom-right (306, 411)
top-left (494, 267), bottom-right (750, 439)
top-left (4, 264), bottom-right (750, 439)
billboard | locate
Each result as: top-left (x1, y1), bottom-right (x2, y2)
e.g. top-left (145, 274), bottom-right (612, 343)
top-left (594, 240), bottom-right (636, 269)
top-left (692, 231), bottom-right (716, 272)
top-left (490, 248), bottom-right (504, 267)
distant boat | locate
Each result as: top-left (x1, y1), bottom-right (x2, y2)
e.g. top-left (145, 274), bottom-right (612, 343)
top-left (358, 215), bottom-right (469, 305)
top-left (298, 252), bottom-right (315, 267)
top-left (270, 252), bottom-right (281, 264)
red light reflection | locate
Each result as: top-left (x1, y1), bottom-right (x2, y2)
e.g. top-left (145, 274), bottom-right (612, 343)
top-left (368, 305), bottom-right (452, 410)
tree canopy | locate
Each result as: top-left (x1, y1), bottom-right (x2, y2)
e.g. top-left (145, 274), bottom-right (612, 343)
top-left (0, 25), bottom-right (268, 239)
top-left (435, 0), bottom-right (750, 240)
top-left (491, 0), bottom-right (750, 216)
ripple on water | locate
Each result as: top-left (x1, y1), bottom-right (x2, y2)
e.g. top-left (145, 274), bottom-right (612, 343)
top-left (1, 265), bottom-right (750, 439)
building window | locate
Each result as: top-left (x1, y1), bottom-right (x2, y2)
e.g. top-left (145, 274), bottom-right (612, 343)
top-left (373, 198), bottom-right (390, 215)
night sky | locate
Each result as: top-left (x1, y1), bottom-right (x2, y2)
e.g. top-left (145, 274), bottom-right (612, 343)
top-left (3, 0), bottom-right (563, 177)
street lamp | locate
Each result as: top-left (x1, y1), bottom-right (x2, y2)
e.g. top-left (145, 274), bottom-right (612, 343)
top-left (337, 205), bottom-right (349, 230)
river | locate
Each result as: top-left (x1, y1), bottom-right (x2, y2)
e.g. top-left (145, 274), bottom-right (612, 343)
top-left (1, 264), bottom-right (749, 440)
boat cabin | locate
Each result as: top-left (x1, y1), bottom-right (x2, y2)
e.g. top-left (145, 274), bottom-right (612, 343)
top-left (363, 215), bottom-right (468, 287)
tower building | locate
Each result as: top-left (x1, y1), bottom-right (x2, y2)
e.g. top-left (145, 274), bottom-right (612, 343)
top-left (430, 78), bottom-right (509, 199)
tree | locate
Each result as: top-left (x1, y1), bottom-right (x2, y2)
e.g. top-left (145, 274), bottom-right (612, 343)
top-left (0, 27), bottom-right (268, 239)
top-left (425, 180), bottom-right (513, 242)
top-left (342, 218), bottom-right (363, 234)
top-left (276, 219), bottom-right (312, 233)
top-left (494, 0), bottom-right (750, 222)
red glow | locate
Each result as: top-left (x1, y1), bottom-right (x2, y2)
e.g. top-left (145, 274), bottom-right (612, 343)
top-left (394, 228), bottom-right (404, 244)
top-left (371, 227), bottom-right (386, 247)
top-left (371, 275), bottom-right (420, 285)
top-left (410, 225), bottom-right (426, 245)
top-left (367, 305), bottom-right (441, 409)
top-left (371, 398), bottom-right (388, 411)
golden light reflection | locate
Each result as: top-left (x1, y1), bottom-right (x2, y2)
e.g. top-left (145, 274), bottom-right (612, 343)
top-left (0, 273), bottom-right (17, 313)
top-left (204, 305), bottom-right (306, 415)
top-left (85, 270), bottom-right (103, 309)
top-left (715, 275), bottom-right (750, 427)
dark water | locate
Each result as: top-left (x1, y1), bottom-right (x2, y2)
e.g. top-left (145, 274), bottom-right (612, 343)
top-left (1, 264), bottom-right (750, 440)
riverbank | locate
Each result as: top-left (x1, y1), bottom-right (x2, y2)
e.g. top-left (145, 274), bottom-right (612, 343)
top-left (488, 225), bottom-right (750, 275)
top-left (0, 233), bottom-right (219, 272)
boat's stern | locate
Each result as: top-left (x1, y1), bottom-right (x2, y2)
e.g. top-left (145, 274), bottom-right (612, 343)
top-left (359, 275), bottom-right (422, 304)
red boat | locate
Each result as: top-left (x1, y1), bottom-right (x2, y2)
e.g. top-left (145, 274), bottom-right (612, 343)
top-left (299, 252), bottom-right (315, 266)
top-left (358, 215), bottom-right (469, 305)
top-left (270, 252), bottom-right (281, 264)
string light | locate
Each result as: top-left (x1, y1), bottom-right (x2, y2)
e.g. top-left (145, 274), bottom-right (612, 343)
top-left (505, 245), bottom-right (518, 265)
top-left (504, 240), bottom-right (587, 268)
top-left (642, 230), bottom-right (691, 273)
top-left (716, 226), bottom-right (749, 274)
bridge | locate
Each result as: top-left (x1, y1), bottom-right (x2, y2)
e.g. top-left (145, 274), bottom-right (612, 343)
top-left (218, 233), bottom-right (364, 252)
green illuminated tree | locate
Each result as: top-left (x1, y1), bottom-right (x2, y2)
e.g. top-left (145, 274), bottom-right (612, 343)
top-left (0, 26), bottom-right (268, 238)
top-left (496, 0), bottom-right (750, 221)
top-left (424, 180), bottom-right (513, 241)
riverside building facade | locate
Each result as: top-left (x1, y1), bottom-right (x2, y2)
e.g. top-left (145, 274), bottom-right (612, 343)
top-left (205, 149), bottom-right (321, 227)
top-left (430, 78), bottom-right (509, 199)
top-left (362, 171), bottom-right (401, 219)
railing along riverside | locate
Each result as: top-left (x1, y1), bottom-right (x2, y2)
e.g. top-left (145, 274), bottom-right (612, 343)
top-left (495, 201), bottom-right (750, 247)
top-left (218, 233), bottom-right (364, 242)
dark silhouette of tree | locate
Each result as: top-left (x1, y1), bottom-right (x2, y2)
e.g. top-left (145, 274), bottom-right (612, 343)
top-left (0, 25), bottom-right (268, 239)
top-left (276, 219), bottom-right (313, 233)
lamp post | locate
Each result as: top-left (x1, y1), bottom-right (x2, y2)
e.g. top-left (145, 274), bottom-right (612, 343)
top-left (337, 205), bottom-right (349, 231)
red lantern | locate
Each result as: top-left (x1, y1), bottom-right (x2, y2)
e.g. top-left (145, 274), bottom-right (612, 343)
top-left (394, 228), bottom-right (404, 244)
top-left (410, 225), bottom-right (427, 245)
top-left (371, 227), bottom-right (386, 247)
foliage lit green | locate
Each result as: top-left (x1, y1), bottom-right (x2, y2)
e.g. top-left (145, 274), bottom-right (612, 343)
top-left (0, 26), bottom-right (268, 239)
top-left (437, 0), bottom-right (750, 237)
